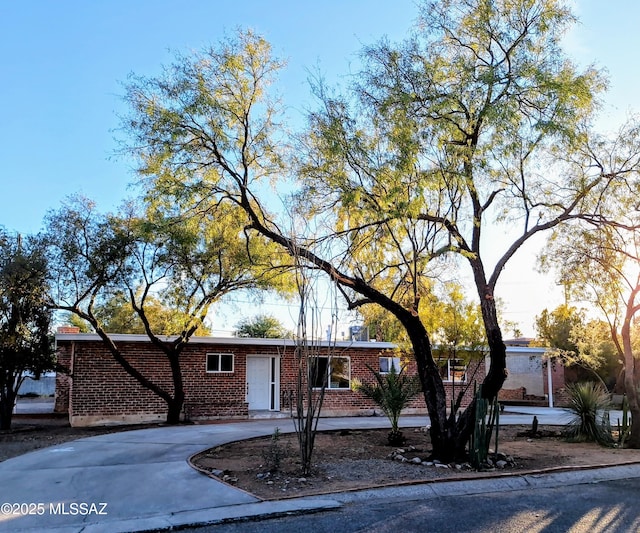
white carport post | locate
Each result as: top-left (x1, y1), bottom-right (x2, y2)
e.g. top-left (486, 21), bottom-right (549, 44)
top-left (546, 355), bottom-right (554, 408)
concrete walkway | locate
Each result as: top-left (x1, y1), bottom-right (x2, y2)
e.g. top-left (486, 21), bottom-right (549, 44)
top-left (12, 398), bottom-right (55, 415)
top-left (0, 407), bottom-right (636, 532)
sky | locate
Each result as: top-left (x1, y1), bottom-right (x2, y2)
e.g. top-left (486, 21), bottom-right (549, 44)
top-left (1, 1), bottom-right (638, 337)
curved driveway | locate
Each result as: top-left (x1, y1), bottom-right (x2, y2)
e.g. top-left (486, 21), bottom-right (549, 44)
top-left (0, 407), bottom-right (636, 532)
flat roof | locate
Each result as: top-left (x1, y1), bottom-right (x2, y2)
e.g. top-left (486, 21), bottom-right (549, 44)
top-left (54, 333), bottom-right (548, 354)
top-left (54, 332), bottom-right (397, 350)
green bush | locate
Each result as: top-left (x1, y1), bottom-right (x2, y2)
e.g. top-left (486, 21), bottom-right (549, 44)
top-left (563, 382), bottom-right (614, 446)
top-left (261, 427), bottom-right (289, 472)
top-left (354, 364), bottom-right (422, 445)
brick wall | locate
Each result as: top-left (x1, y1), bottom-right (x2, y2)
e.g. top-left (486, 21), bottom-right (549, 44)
top-left (54, 344), bottom-right (72, 414)
top-left (58, 339), bottom-right (257, 426)
top-left (279, 347), bottom-right (484, 417)
top-left (56, 335), bottom-right (486, 426)
top-left (498, 387), bottom-right (526, 401)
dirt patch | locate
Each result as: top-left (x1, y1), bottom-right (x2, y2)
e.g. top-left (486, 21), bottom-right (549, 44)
top-left (190, 426), bottom-right (640, 500)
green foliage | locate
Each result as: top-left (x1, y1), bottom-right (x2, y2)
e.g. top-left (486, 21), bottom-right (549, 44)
top-left (44, 194), bottom-right (292, 423)
top-left (121, 29), bottom-right (286, 225)
top-left (261, 427), bottom-right (290, 472)
top-left (469, 385), bottom-right (500, 469)
top-left (535, 306), bottom-right (620, 389)
top-left (535, 304), bottom-right (584, 354)
top-left (73, 291), bottom-right (210, 336)
top-left (563, 382), bottom-right (614, 446)
top-left (354, 364), bottom-right (422, 444)
top-left (45, 196), bottom-right (287, 339)
top-left (0, 231), bottom-right (55, 429)
top-left (360, 283), bottom-right (486, 349)
top-left (570, 319), bottom-right (620, 389)
top-left (617, 394), bottom-right (631, 447)
top-left (235, 314), bottom-right (289, 339)
top-left (63, 312), bottom-right (92, 333)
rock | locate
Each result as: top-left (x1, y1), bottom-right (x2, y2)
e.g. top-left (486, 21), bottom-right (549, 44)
top-left (424, 461), bottom-right (434, 467)
top-left (411, 457), bottom-right (422, 464)
top-left (496, 460), bottom-right (508, 469)
top-left (266, 481), bottom-right (274, 485)
top-left (298, 478), bottom-right (307, 483)
top-left (394, 454), bottom-right (406, 462)
top-left (435, 463), bottom-right (449, 469)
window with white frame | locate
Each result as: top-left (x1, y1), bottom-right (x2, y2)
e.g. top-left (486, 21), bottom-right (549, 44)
top-left (206, 353), bottom-right (234, 373)
top-left (438, 358), bottom-right (466, 382)
top-left (379, 356), bottom-right (402, 374)
top-left (310, 356), bottom-right (350, 389)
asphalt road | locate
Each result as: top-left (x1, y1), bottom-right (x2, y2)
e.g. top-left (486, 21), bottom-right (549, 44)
top-left (174, 477), bottom-right (640, 533)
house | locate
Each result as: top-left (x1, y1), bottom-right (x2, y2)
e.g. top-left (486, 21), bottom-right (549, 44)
top-left (499, 338), bottom-right (566, 407)
top-left (54, 333), bottom-right (484, 427)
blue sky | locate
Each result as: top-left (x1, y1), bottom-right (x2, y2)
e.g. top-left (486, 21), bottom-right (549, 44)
top-left (0, 0), bottom-right (417, 235)
top-left (1, 1), bottom-right (638, 335)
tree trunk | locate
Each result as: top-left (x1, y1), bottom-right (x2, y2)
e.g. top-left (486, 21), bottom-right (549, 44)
top-left (403, 315), bottom-right (466, 461)
top-left (0, 387), bottom-right (16, 430)
top-left (166, 398), bottom-right (183, 425)
top-left (621, 304), bottom-right (640, 448)
top-left (0, 399), bottom-right (14, 430)
top-left (166, 353), bottom-right (185, 425)
top-left (627, 405), bottom-right (640, 449)
top-left (451, 260), bottom-right (508, 450)
top-left (92, 324), bottom-right (187, 425)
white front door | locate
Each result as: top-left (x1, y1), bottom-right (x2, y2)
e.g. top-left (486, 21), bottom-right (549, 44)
top-left (247, 356), bottom-right (278, 410)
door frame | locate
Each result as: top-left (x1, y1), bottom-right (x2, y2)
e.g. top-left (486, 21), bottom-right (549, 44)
top-left (246, 355), bottom-right (280, 411)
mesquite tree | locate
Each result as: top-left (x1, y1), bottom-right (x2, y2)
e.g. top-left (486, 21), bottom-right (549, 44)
top-left (540, 120), bottom-right (640, 446)
top-left (120, 4), bottom-right (631, 459)
top-left (45, 196), bottom-right (289, 424)
top-left (296, 0), bottom-right (623, 455)
top-left (0, 231), bottom-right (54, 430)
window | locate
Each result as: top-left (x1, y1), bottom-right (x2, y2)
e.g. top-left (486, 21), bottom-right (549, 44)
top-left (206, 353), bottom-right (234, 373)
top-left (379, 356), bottom-right (402, 374)
top-left (310, 356), bottom-right (350, 389)
top-left (438, 358), bottom-right (466, 382)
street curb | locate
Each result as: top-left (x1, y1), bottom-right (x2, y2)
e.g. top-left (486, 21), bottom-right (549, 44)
top-left (305, 462), bottom-right (640, 504)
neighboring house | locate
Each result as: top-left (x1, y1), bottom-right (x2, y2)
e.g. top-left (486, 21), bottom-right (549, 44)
top-left (17, 372), bottom-right (56, 396)
top-left (499, 338), bottom-right (566, 407)
top-left (54, 332), bottom-right (485, 427)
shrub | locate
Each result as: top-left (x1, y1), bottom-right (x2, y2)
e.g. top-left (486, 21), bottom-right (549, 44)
top-left (563, 382), bottom-right (614, 446)
top-left (261, 427), bottom-right (289, 472)
top-left (354, 364), bottom-right (422, 445)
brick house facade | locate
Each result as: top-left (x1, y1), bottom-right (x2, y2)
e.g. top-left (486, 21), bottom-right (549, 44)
top-left (54, 333), bottom-right (485, 427)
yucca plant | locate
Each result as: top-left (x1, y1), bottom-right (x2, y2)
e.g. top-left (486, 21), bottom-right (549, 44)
top-left (354, 364), bottom-right (422, 445)
top-left (563, 381), bottom-right (614, 446)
